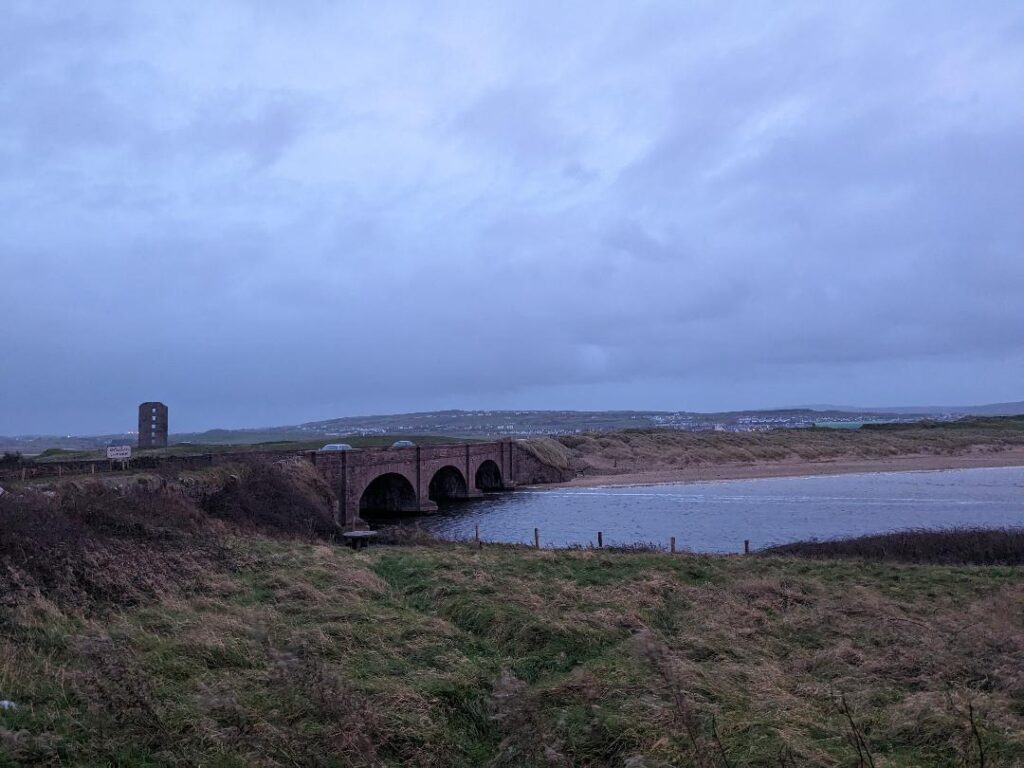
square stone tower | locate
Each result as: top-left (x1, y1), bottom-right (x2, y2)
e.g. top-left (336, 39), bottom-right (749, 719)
top-left (138, 402), bottom-right (169, 449)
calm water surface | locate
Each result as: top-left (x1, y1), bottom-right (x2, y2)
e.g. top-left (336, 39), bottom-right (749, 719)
top-left (394, 466), bottom-right (1024, 552)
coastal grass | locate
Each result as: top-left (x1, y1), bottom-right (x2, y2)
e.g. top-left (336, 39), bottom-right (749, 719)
top-left (2, 534), bottom-right (1023, 766)
top-left (553, 417), bottom-right (1024, 475)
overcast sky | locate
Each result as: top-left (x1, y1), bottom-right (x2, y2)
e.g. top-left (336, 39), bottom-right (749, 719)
top-left (3, 1), bottom-right (1024, 435)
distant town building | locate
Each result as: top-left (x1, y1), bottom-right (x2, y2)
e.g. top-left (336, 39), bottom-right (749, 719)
top-left (138, 402), bottom-right (168, 449)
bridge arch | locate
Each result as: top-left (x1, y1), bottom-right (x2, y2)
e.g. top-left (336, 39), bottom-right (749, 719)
top-left (475, 459), bottom-right (503, 491)
top-left (359, 472), bottom-right (418, 515)
top-left (429, 465), bottom-right (469, 503)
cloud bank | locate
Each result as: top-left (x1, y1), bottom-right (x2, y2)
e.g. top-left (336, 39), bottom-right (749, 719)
top-left (2, 1), bottom-right (1023, 433)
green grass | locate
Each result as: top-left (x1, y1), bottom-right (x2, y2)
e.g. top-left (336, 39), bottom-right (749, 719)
top-left (2, 538), bottom-right (1023, 766)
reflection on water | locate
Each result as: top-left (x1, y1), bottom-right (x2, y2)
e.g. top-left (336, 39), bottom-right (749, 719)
top-left (389, 466), bottom-right (1024, 553)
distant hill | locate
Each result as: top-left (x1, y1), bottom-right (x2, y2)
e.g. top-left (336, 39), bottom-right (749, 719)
top-left (4, 401), bottom-right (1021, 453)
top-left (806, 401), bottom-right (1024, 417)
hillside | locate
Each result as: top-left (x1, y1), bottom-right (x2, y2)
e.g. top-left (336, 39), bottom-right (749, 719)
top-left (813, 400), bottom-right (1024, 417)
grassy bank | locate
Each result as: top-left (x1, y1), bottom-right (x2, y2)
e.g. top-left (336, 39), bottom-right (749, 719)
top-left (544, 417), bottom-right (1024, 477)
top-left (1, 484), bottom-right (1023, 765)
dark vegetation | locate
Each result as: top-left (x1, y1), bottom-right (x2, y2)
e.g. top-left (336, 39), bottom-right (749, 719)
top-left (862, 415), bottom-right (1024, 431)
top-left (763, 527), bottom-right (1024, 565)
top-left (0, 453), bottom-right (22, 468)
top-left (0, 483), bottom-right (217, 610)
top-left (0, 462), bottom-right (1022, 765)
top-left (0, 459), bottom-right (337, 610)
top-left (200, 458), bottom-right (337, 536)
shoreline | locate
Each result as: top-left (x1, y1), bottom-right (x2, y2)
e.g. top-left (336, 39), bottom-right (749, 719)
top-left (526, 447), bottom-right (1024, 489)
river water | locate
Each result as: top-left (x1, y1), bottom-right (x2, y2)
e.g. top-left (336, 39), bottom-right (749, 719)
top-left (394, 466), bottom-right (1024, 552)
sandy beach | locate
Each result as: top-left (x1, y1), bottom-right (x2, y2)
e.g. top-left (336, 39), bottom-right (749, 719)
top-left (530, 446), bottom-right (1024, 489)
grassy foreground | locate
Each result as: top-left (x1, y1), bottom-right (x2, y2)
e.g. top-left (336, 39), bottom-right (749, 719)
top-left (2, 532), bottom-right (1023, 766)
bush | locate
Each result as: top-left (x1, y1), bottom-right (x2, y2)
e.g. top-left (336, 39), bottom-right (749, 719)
top-left (1, 451), bottom-right (23, 467)
top-left (762, 527), bottom-right (1024, 565)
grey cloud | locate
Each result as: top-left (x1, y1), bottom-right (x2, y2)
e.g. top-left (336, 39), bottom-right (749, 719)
top-left (169, 92), bottom-right (315, 168)
top-left (454, 86), bottom-right (579, 166)
top-left (2, 1), bottom-right (1024, 434)
top-left (603, 219), bottom-right (684, 263)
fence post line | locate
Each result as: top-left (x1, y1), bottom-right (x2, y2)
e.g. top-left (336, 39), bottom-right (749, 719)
top-left (671, 536), bottom-right (676, 554)
top-left (534, 528), bottom-right (540, 549)
top-left (597, 531), bottom-right (603, 548)
top-left (744, 539), bottom-right (750, 555)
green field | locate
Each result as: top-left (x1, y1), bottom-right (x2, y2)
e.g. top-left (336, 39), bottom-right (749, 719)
top-left (2, 537), bottom-right (1022, 765)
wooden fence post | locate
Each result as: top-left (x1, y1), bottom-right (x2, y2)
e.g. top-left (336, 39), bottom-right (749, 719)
top-left (744, 539), bottom-right (750, 555)
top-left (534, 528), bottom-right (540, 549)
top-left (475, 524), bottom-right (481, 549)
top-left (597, 531), bottom-right (603, 548)
top-left (671, 536), bottom-right (676, 554)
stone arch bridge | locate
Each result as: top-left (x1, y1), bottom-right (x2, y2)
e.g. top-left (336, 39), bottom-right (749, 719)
top-left (310, 440), bottom-right (551, 528)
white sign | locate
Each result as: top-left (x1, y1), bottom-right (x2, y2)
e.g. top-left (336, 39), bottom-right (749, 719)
top-left (106, 445), bottom-right (132, 460)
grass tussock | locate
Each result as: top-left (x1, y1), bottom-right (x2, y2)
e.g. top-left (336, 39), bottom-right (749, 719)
top-left (1, 477), bottom-right (1023, 765)
top-left (763, 527), bottom-right (1024, 565)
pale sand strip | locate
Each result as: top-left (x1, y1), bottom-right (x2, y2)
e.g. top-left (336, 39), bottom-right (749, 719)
top-left (529, 447), bottom-right (1024, 489)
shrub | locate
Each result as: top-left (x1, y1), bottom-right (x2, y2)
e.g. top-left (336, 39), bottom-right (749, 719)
top-left (0, 451), bottom-right (23, 467)
top-left (762, 527), bottom-right (1024, 565)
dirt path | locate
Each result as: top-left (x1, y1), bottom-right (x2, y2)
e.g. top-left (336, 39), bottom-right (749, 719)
top-left (529, 446), bottom-right (1024, 488)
